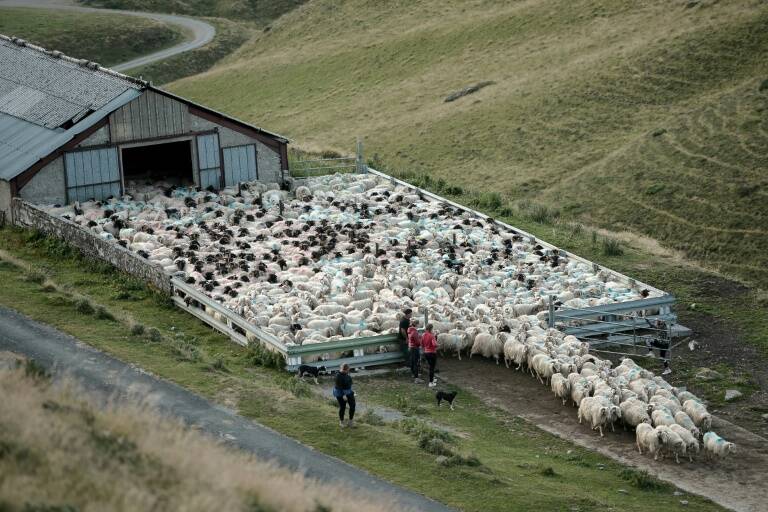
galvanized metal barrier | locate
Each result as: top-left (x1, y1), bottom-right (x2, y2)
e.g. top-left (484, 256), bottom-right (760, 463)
top-left (170, 278), bottom-right (404, 372)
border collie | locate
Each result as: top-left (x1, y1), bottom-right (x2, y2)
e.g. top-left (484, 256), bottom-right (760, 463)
top-left (296, 364), bottom-right (327, 384)
top-left (435, 390), bottom-right (458, 410)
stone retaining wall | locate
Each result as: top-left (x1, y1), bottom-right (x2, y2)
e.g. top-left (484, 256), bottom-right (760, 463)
top-left (11, 198), bottom-right (170, 294)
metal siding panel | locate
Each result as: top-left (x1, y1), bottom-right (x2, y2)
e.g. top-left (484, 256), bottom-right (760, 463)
top-left (223, 148), bottom-right (233, 186)
top-left (248, 145), bottom-right (257, 180)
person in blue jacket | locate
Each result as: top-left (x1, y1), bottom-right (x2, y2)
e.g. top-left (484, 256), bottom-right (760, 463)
top-left (333, 363), bottom-right (356, 428)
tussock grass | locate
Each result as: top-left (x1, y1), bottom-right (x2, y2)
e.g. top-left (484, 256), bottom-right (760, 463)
top-left (0, 364), bottom-right (392, 512)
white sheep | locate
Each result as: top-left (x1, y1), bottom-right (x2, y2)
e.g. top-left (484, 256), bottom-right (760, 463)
top-left (550, 373), bottom-right (571, 405)
top-left (578, 396), bottom-right (611, 437)
top-left (702, 432), bottom-right (735, 460)
top-left (682, 399), bottom-right (712, 432)
top-left (636, 423), bottom-right (662, 459)
top-left (656, 425), bottom-right (686, 464)
top-left (669, 424), bottom-right (699, 462)
top-left (673, 411), bottom-right (701, 438)
top-left (620, 398), bottom-right (652, 429)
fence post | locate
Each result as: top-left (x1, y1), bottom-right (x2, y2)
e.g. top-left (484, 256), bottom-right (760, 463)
top-left (548, 295), bottom-right (556, 329)
top-left (356, 138), bottom-right (366, 174)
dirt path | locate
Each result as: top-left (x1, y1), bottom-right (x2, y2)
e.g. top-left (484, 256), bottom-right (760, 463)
top-left (440, 357), bottom-right (768, 512)
top-left (0, 0), bottom-right (215, 72)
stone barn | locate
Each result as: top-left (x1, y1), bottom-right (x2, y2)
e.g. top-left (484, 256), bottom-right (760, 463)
top-left (0, 34), bottom-right (289, 221)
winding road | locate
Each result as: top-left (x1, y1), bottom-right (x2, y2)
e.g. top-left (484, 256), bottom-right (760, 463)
top-left (0, 0), bottom-right (215, 71)
top-left (0, 306), bottom-right (452, 512)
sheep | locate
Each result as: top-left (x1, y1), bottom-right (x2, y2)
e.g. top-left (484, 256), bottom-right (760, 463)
top-left (674, 411), bottom-right (701, 438)
top-left (702, 432), bottom-right (735, 460)
top-left (578, 396), bottom-right (611, 437)
top-left (656, 425), bottom-right (686, 464)
top-left (470, 332), bottom-right (505, 364)
top-left (550, 373), bottom-right (571, 405)
top-left (620, 398), bottom-right (652, 429)
top-left (651, 409), bottom-right (677, 428)
top-left (530, 353), bottom-right (560, 385)
top-left (437, 330), bottom-right (471, 359)
top-left (682, 399), bottom-right (712, 432)
top-left (669, 424), bottom-right (699, 462)
top-left (635, 423), bottom-right (662, 459)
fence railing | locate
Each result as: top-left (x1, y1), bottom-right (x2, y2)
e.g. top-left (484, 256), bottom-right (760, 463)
top-left (289, 140), bottom-right (366, 178)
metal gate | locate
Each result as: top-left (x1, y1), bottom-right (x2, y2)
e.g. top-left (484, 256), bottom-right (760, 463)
top-left (64, 147), bottom-right (121, 203)
top-left (196, 133), bottom-right (222, 190)
top-left (223, 144), bottom-right (258, 187)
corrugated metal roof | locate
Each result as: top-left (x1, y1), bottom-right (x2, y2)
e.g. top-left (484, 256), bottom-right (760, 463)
top-left (0, 37), bottom-right (142, 129)
top-left (0, 88), bottom-right (141, 181)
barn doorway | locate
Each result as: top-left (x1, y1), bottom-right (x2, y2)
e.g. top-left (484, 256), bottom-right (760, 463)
top-left (121, 140), bottom-right (194, 187)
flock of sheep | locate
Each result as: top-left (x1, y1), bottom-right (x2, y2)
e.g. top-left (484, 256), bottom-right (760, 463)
top-left (43, 173), bottom-right (733, 463)
top-left (490, 318), bottom-right (735, 462)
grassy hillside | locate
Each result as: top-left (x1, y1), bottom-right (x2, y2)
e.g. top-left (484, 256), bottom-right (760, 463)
top-left (0, 7), bottom-right (184, 67)
top-left (0, 358), bottom-right (390, 512)
top-left (79, 0), bottom-right (307, 27)
top-left (169, 0), bottom-right (768, 287)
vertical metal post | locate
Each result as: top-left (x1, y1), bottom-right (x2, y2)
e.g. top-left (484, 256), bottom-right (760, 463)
top-left (632, 314), bottom-right (637, 352)
top-left (356, 138), bottom-right (366, 174)
top-left (424, 309), bottom-right (429, 329)
top-left (278, 200), bottom-right (284, 216)
top-left (548, 295), bottom-right (556, 329)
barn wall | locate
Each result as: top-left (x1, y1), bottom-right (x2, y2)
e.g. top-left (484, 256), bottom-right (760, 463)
top-left (0, 179), bottom-right (11, 223)
top-left (189, 114), bottom-right (282, 183)
top-left (78, 124), bottom-right (110, 148)
top-left (11, 198), bottom-right (170, 293)
top-left (109, 90), bottom-right (189, 143)
top-left (19, 156), bottom-right (66, 206)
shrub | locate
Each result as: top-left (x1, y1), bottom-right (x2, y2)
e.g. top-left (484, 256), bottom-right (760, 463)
top-left (541, 466), bottom-right (557, 477)
top-left (359, 409), bottom-right (385, 426)
top-left (147, 328), bottom-right (163, 342)
top-left (24, 270), bottom-right (47, 284)
top-left (41, 284), bottom-right (57, 293)
top-left (209, 356), bottom-right (230, 373)
top-left (23, 359), bottom-right (50, 381)
top-left (620, 469), bottom-right (667, 491)
top-left (279, 376), bottom-right (311, 398)
top-left (94, 306), bottom-right (115, 321)
top-left (245, 344), bottom-right (284, 369)
top-left (74, 298), bottom-right (94, 315)
top-left (418, 435), bottom-right (454, 457)
top-left (602, 237), bottom-right (624, 256)
top-left (399, 418), bottom-right (454, 443)
top-left (527, 203), bottom-right (560, 225)
top-left (130, 323), bottom-right (145, 336)
top-left (170, 340), bottom-right (202, 363)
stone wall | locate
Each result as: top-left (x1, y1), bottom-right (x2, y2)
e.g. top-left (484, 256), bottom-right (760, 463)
top-left (11, 198), bottom-right (170, 294)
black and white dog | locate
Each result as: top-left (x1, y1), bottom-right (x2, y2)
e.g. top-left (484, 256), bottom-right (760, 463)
top-left (435, 390), bottom-right (458, 410)
top-left (296, 364), bottom-right (327, 384)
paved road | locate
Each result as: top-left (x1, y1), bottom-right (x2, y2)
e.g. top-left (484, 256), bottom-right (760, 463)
top-left (0, 0), bottom-right (215, 71)
top-left (0, 306), bottom-right (452, 512)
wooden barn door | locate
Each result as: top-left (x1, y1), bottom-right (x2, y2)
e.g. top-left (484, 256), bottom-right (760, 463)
top-left (222, 144), bottom-right (258, 187)
top-left (196, 133), bottom-right (222, 190)
top-left (64, 147), bottom-right (121, 203)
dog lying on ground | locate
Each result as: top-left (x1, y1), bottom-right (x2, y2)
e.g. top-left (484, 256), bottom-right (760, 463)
top-left (435, 390), bottom-right (458, 410)
top-left (296, 364), bottom-right (327, 384)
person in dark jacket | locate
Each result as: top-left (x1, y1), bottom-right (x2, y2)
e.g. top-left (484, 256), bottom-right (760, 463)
top-left (333, 363), bottom-right (356, 428)
top-left (399, 308), bottom-right (412, 354)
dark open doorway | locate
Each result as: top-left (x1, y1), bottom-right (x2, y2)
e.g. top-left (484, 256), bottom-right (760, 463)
top-left (122, 140), bottom-right (194, 187)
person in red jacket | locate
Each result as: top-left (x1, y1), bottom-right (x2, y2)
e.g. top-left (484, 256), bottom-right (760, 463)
top-left (407, 319), bottom-right (422, 382)
top-left (422, 323), bottom-right (438, 387)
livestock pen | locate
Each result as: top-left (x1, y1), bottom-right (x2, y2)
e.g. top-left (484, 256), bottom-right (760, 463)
top-left (11, 163), bottom-right (683, 372)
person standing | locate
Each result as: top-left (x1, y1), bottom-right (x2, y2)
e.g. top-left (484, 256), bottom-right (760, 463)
top-left (407, 319), bottom-right (422, 382)
top-left (333, 363), bottom-right (356, 428)
top-left (399, 308), bottom-right (412, 354)
top-left (422, 323), bottom-right (438, 387)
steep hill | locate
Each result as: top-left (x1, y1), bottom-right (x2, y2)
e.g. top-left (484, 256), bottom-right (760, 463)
top-left (0, 6), bottom-right (184, 67)
top-left (168, 0), bottom-right (768, 287)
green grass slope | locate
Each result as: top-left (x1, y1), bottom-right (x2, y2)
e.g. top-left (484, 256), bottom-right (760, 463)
top-left (80, 0), bottom-right (308, 27)
top-left (169, 0), bottom-right (768, 287)
top-left (0, 7), bottom-right (184, 67)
